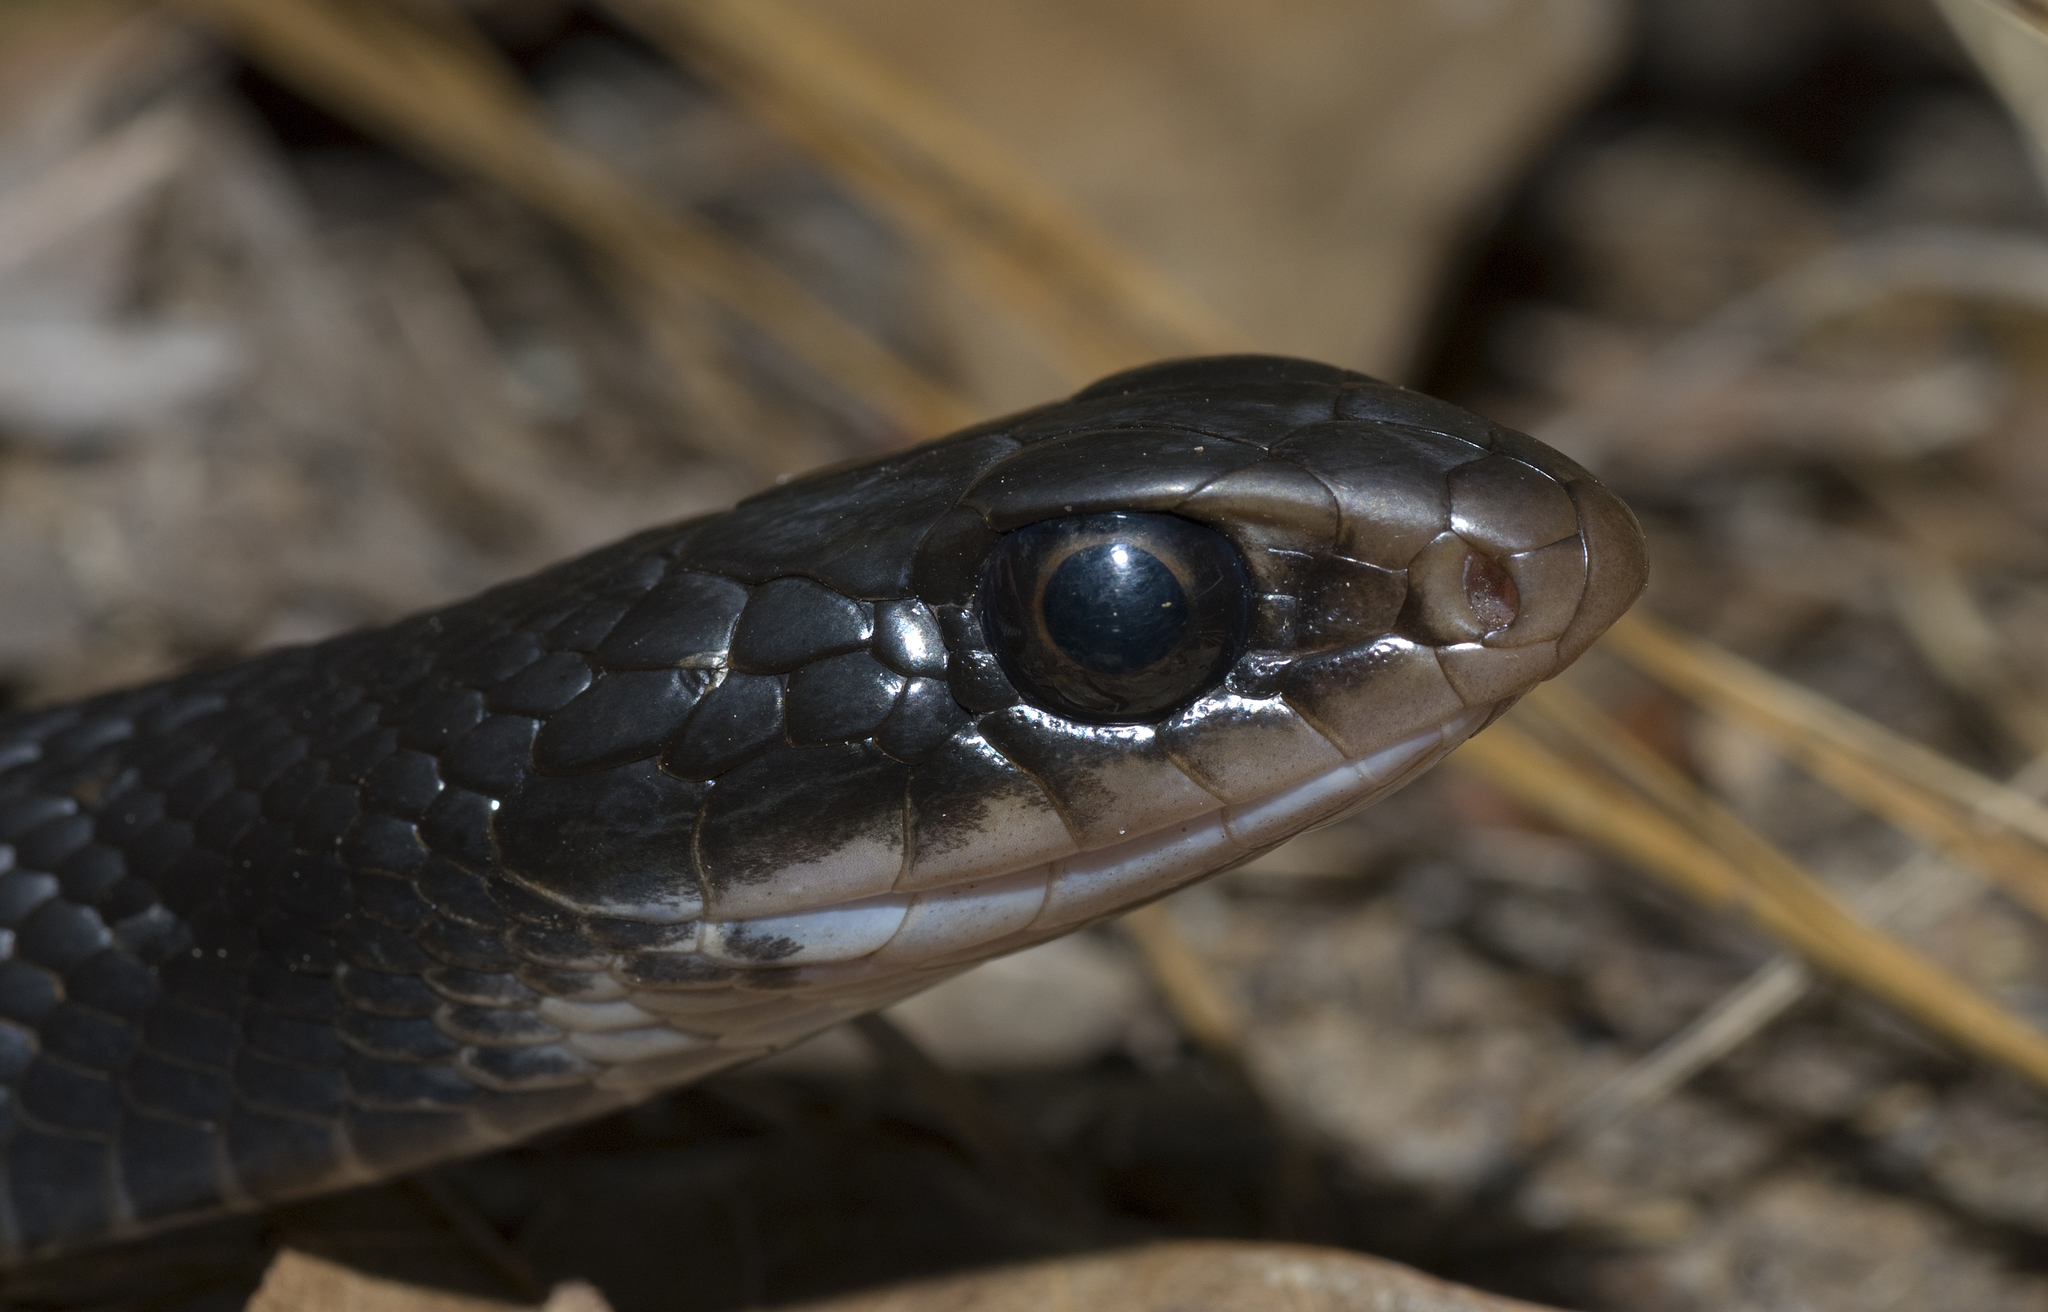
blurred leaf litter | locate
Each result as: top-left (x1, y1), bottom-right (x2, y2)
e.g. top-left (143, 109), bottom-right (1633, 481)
top-left (14, 2), bottom-right (2048, 1309)
top-left (34, 0), bottom-right (2048, 1157)
top-left (1935, 0), bottom-right (2048, 181)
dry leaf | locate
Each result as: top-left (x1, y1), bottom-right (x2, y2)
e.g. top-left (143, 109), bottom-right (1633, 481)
top-left (777, 1240), bottom-right (1565, 1312)
top-left (246, 1249), bottom-right (612, 1312)
top-left (783, 0), bottom-right (1625, 400)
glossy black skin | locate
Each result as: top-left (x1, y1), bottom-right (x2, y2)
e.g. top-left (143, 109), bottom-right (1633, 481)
top-left (0, 354), bottom-right (1615, 1262)
top-left (981, 512), bottom-right (1250, 721)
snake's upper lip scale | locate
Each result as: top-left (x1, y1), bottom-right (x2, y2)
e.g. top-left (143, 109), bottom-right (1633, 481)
top-left (516, 702), bottom-right (1498, 1096)
top-left (633, 701), bottom-right (1497, 978)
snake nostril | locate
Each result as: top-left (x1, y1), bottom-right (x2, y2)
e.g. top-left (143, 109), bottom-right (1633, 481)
top-left (1403, 530), bottom-right (1521, 645)
top-left (1461, 550), bottom-right (1518, 635)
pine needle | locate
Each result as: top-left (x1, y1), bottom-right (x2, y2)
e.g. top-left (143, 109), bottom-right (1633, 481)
top-left (1456, 720), bottom-right (2048, 1092)
top-left (1603, 612), bottom-right (2048, 922)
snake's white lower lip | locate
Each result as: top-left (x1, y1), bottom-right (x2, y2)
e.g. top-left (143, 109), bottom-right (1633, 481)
top-left (685, 702), bottom-right (1496, 973)
top-left (544, 704), bottom-right (1497, 1086)
top-left (1018, 701), bottom-right (1494, 938)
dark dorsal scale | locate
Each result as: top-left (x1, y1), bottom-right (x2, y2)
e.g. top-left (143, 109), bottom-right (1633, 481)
top-left (979, 512), bottom-right (1253, 722)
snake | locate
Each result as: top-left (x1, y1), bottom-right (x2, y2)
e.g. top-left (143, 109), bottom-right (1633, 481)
top-left (0, 355), bottom-right (1646, 1262)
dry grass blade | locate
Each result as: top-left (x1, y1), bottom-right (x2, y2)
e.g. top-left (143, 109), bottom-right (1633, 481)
top-left (1523, 683), bottom-right (2027, 1139)
top-left (1516, 682), bottom-right (1990, 967)
top-left (1932, 0), bottom-right (2048, 176)
top-left (403, 1174), bottom-right (546, 1304)
top-left (163, 0), bottom-right (976, 438)
top-left (0, 98), bottom-right (195, 281)
top-left (1557, 957), bottom-right (1814, 1141)
top-left (1453, 721), bottom-right (2048, 1091)
top-left (1843, 459), bottom-right (2048, 755)
top-left (1119, 902), bottom-right (1246, 1065)
top-left (1770, 735), bottom-right (2048, 925)
top-left (1604, 612), bottom-right (2048, 922)
top-left (1883, 554), bottom-right (2048, 758)
top-left (1555, 829), bottom-right (2000, 1142)
top-left (600, 0), bottom-right (1248, 379)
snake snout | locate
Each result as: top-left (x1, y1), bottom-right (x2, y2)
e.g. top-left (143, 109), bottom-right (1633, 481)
top-left (1391, 448), bottom-right (1648, 700)
top-left (1262, 407), bottom-right (1647, 769)
top-left (1555, 477), bottom-right (1651, 665)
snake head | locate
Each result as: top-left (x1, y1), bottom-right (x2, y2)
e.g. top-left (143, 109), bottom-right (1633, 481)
top-left (486, 355), bottom-right (1646, 1085)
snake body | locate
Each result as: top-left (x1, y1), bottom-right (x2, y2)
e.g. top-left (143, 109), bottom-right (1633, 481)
top-left (0, 356), bottom-right (1646, 1260)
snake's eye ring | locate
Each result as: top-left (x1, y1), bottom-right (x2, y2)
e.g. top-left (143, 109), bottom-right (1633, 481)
top-left (980, 512), bottom-right (1251, 722)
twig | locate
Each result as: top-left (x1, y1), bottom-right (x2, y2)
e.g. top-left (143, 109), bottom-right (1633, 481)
top-left (1554, 855), bottom-right (1961, 1142)
top-left (1561, 957), bottom-right (1813, 1141)
top-left (163, 0), bottom-right (976, 438)
top-left (404, 1173), bottom-right (546, 1303)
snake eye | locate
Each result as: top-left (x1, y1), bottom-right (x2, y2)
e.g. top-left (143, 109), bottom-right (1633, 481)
top-left (981, 512), bottom-right (1250, 722)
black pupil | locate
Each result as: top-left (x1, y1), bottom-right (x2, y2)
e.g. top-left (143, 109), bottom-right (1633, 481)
top-left (1042, 544), bottom-right (1187, 674)
top-left (979, 510), bottom-right (1249, 723)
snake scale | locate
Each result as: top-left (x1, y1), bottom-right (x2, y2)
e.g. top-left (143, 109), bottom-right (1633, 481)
top-left (0, 355), bottom-right (1647, 1261)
